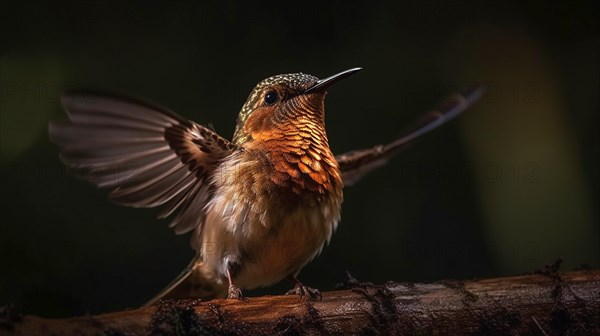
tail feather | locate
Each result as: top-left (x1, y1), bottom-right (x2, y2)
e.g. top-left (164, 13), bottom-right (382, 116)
top-left (143, 259), bottom-right (227, 307)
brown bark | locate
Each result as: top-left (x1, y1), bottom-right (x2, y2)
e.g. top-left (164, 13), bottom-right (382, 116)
top-left (2, 270), bottom-right (599, 335)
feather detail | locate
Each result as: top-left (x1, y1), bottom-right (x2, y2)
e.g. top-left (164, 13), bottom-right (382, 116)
top-left (50, 89), bottom-right (237, 235)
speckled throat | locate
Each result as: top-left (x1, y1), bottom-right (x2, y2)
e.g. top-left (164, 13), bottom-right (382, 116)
top-left (257, 106), bottom-right (340, 198)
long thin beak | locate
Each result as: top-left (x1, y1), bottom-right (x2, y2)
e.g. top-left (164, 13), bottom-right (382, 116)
top-left (304, 67), bottom-right (363, 94)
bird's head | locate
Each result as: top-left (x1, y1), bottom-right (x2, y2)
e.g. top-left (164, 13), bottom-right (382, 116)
top-left (233, 68), bottom-right (362, 145)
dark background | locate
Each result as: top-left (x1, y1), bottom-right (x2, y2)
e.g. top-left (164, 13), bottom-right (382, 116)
top-left (1, 1), bottom-right (598, 317)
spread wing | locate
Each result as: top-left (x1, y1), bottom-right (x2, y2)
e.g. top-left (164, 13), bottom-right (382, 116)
top-left (49, 90), bottom-right (237, 234)
top-left (336, 85), bottom-right (484, 186)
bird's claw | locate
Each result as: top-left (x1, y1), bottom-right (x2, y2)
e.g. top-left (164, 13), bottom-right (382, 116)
top-left (286, 283), bottom-right (322, 301)
top-left (227, 285), bottom-right (243, 299)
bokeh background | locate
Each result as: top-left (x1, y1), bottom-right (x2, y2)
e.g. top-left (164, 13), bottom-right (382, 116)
top-left (1, 1), bottom-right (598, 317)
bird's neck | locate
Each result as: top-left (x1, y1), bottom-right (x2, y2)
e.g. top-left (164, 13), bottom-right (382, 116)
top-left (244, 117), bottom-right (342, 197)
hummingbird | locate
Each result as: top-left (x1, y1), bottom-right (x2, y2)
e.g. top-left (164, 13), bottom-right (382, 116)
top-left (49, 68), bottom-right (482, 305)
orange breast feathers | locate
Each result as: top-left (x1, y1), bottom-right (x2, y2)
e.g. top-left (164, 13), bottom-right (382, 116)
top-left (242, 107), bottom-right (342, 196)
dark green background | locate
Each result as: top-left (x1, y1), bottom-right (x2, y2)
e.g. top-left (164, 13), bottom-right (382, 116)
top-left (1, 1), bottom-right (598, 317)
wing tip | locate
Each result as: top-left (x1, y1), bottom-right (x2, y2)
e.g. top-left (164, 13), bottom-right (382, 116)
top-left (461, 83), bottom-right (485, 105)
top-left (58, 87), bottom-right (189, 125)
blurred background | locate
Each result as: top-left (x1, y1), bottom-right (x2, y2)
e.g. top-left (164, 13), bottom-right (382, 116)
top-left (1, 1), bottom-right (598, 317)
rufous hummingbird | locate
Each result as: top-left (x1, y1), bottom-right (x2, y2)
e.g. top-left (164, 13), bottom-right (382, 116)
top-left (49, 68), bottom-right (482, 305)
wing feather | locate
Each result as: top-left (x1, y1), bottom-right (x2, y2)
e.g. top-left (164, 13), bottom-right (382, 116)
top-left (49, 90), bottom-right (236, 235)
top-left (336, 85), bottom-right (484, 186)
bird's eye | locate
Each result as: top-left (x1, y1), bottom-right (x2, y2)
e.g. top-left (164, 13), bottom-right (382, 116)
top-left (264, 91), bottom-right (278, 105)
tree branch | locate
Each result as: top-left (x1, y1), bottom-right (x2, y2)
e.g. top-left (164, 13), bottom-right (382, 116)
top-left (2, 270), bottom-right (599, 335)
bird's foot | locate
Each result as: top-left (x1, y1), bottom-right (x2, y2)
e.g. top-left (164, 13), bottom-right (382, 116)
top-left (286, 282), bottom-right (322, 301)
top-left (227, 285), bottom-right (243, 299)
